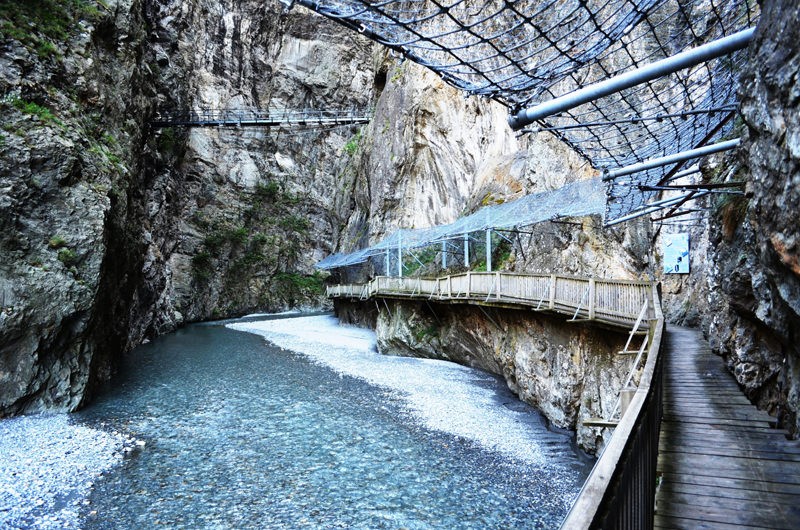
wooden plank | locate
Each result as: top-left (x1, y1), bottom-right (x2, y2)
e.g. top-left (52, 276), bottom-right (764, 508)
top-left (653, 514), bottom-right (763, 530)
top-left (663, 410), bottom-right (775, 423)
top-left (659, 433), bottom-right (800, 455)
top-left (657, 489), bottom-right (797, 514)
top-left (656, 481), bottom-right (800, 506)
top-left (658, 444), bottom-right (800, 462)
top-left (658, 454), bottom-right (800, 479)
top-left (658, 461), bottom-right (800, 487)
top-left (655, 498), bottom-right (800, 530)
top-left (660, 422), bottom-right (790, 437)
top-left (658, 470), bottom-right (800, 495)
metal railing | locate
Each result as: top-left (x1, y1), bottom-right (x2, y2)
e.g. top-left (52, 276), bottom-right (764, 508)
top-left (151, 108), bottom-right (372, 128)
top-left (327, 272), bottom-right (653, 329)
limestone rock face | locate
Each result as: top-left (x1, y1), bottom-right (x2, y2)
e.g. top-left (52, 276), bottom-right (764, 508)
top-left (362, 300), bottom-right (630, 453)
top-left (0, 0), bottom-right (380, 414)
top-left (699, 2), bottom-right (800, 436)
top-left (0, 0), bottom-right (153, 413)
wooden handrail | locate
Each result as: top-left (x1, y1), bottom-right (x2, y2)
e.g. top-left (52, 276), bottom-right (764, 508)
top-left (327, 272), bottom-right (652, 329)
top-left (559, 283), bottom-right (664, 529)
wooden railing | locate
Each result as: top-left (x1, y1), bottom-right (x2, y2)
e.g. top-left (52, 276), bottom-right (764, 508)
top-left (327, 272), bottom-right (654, 329)
top-left (560, 283), bottom-right (664, 530)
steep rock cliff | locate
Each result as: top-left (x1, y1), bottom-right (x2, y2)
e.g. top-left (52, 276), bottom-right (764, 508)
top-left (0, 0), bottom-right (156, 413)
top-left (0, 0), bottom-right (381, 414)
top-left (701, 1), bottom-right (800, 436)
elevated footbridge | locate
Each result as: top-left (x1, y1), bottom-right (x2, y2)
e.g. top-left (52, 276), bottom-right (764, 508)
top-left (151, 107), bottom-right (372, 129)
top-left (328, 272), bottom-right (654, 332)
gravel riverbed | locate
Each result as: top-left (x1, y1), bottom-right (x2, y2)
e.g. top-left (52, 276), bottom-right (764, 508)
top-left (0, 414), bottom-right (137, 529)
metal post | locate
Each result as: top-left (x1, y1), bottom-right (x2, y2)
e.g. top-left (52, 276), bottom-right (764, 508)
top-left (385, 249), bottom-right (390, 277)
top-left (464, 233), bottom-right (470, 268)
top-left (603, 139), bottom-right (740, 181)
top-left (397, 233), bottom-right (403, 278)
top-left (486, 229), bottom-right (492, 272)
top-left (441, 240), bottom-right (447, 269)
top-left (509, 28), bottom-right (755, 130)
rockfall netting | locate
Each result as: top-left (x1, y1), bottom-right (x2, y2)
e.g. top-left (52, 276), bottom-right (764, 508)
top-left (284, 0), bottom-right (759, 225)
top-left (316, 177), bottom-right (604, 270)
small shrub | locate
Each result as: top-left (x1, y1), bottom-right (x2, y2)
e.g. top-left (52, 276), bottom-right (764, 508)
top-left (35, 39), bottom-right (57, 58)
top-left (279, 215), bottom-right (310, 234)
top-left (10, 97), bottom-right (61, 125)
top-left (343, 131), bottom-right (361, 155)
top-left (228, 227), bottom-right (248, 246)
top-left (48, 235), bottom-right (68, 249)
top-left (254, 181), bottom-right (281, 202)
top-left (57, 248), bottom-right (78, 267)
top-left (191, 251), bottom-right (214, 281)
top-left (274, 271), bottom-right (325, 297)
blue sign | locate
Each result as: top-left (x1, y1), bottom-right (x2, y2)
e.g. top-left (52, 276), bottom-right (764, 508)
top-left (663, 233), bottom-right (690, 274)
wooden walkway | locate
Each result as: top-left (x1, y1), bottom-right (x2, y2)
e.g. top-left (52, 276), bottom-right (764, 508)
top-left (328, 273), bottom-right (654, 331)
top-left (655, 326), bottom-right (800, 529)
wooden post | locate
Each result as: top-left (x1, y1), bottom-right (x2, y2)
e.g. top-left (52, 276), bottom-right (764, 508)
top-left (588, 278), bottom-right (596, 320)
top-left (549, 274), bottom-right (557, 309)
top-left (467, 271), bottom-right (471, 297)
top-left (496, 271), bottom-right (501, 299)
top-left (620, 386), bottom-right (636, 417)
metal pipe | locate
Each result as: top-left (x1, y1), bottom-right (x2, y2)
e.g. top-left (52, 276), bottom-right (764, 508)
top-left (464, 233), bottom-right (470, 268)
top-left (486, 229), bottom-right (492, 272)
top-left (605, 191), bottom-right (710, 226)
top-left (441, 240), bottom-right (447, 269)
top-left (603, 138), bottom-right (740, 181)
top-left (508, 28), bottom-right (755, 130)
top-left (663, 167), bottom-right (702, 183)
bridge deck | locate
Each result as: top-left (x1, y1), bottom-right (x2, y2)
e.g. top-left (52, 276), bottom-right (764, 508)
top-left (655, 326), bottom-right (800, 529)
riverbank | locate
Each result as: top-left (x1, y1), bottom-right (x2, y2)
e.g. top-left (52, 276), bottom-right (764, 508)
top-left (0, 415), bottom-right (139, 529)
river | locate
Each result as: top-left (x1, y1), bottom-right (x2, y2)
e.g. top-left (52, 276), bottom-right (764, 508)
top-left (3, 313), bottom-right (593, 529)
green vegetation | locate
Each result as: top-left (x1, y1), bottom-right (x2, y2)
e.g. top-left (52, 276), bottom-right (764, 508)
top-left (254, 181), bottom-right (281, 202)
top-left (274, 271), bottom-right (325, 298)
top-left (414, 324), bottom-right (439, 343)
top-left (48, 235), bottom-right (68, 249)
top-left (404, 247), bottom-right (437, 276)
top-left (343, 130), bottom-right (362, 156)
top-left (191, 251), bottom-right (214, 281)
top-left (9, 97), bottom-right (61, 126)
top-left (279, 215), bottom-right (310, 234)
top-left (0, 0), bottom-right (106, 58)
top-left (157, 127), bottom-right (177, 154)
top-left (57, 248), bottom-right (78, 267)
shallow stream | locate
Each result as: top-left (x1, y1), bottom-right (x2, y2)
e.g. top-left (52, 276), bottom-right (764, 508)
top-left (72, 313), bottom-right (592, 529)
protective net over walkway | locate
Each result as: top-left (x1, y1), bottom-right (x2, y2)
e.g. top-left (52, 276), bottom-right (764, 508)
top-left (317, 177), bottom-right (604, 270)
top-left (283, 0), bottom-right (759, 224)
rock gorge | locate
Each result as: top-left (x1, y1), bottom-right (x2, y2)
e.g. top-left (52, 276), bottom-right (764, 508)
top-left (0, 0), bottom-right (798, 444)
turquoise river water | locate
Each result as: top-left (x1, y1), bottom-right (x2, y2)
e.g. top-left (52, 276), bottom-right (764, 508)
top-left (71, 313), bottom-right (593, 529)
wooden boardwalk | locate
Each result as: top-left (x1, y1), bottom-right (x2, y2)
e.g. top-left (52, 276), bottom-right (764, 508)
top-left (655, 326), bottom-right (800, 529)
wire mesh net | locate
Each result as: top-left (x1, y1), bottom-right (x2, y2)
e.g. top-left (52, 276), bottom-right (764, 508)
top-left (284, 0), bottom-right (759, 225)
top-left (316, 178), bottom-right (605, 270)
